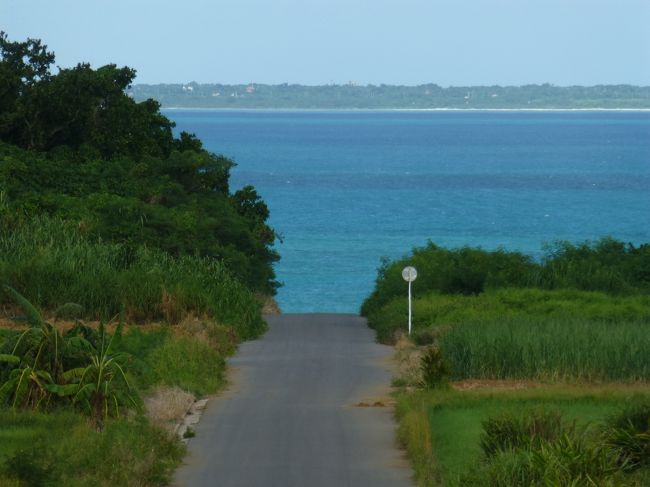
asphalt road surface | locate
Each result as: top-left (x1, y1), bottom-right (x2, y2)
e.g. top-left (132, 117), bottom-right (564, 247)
top-left (173, 314), bottom-right (413, 487)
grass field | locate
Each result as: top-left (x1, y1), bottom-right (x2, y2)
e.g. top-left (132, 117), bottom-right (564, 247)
top-left (397, 386), bottom-right (650, 487)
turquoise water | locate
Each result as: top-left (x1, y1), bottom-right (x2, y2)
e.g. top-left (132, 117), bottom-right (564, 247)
top-left (164, 110), bottom-right (650, 313)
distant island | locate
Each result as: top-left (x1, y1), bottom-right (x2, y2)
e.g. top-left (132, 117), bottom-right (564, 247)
top-left (128, 83), bottom-right (650, 109)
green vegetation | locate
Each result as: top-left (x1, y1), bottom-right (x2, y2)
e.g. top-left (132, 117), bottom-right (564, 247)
top-left (363, 238), bottom-right (650, 340)
top-left (0, 33), bottom-right (276, 486)
top-left (397, 389), bottom-right (650, 486)
top-left (374, 288), bottom-right (650, 381)
top-left (129, 82), bottom-right (650, 109)
top-left (0, 32), bottom-right (279, 295)
top-left (0, 410), bottom-right (183, 486)
top-left (368, 238), bottom-right (650, 485)
top-left (0, 289), bottom-right (234, 484)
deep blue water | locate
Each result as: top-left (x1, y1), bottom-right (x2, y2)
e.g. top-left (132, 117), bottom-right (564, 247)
top-left (164, 110), bottom-right (650, 313)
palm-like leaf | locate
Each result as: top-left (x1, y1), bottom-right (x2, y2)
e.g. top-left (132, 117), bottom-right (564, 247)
top-left (69, 321), bottom-right (140, 428)
top-left (3, 285), bottom-right (43, 327)
top-left (0, 354), bottom-right (20, 364)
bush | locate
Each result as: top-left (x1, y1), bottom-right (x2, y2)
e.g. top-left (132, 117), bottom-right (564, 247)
top-left (419, 346), bottom-right (449, 389)
top-left (361, 242), bottom-right (535, 317)
top-left (603, 401), bottom-right (650, 471)
top-left (365, 288), bottom-right (650, 381)
top-left (480, 409), bottom-right (564, 458)
top-left (0, 411), bottom-right (184, 487)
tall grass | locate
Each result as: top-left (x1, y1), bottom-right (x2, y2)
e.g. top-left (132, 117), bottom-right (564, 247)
top-left (442, 316), bottom-right (649, 381)
top-left (371, 289), bottom-right (650, 381)
top-left (0, 217), bottom-right (265, 339)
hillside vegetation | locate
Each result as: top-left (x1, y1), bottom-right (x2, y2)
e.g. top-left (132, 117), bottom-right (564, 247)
top-left (0, 33), bottom-right (276, 485)
top-left (0, 31), bottom-right (279, 296)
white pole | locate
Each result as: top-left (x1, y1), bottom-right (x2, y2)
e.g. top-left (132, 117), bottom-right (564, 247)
top-left (402, 266), bottom-right (417, 336)
top-left (408, 280), bottom-right (412, 335)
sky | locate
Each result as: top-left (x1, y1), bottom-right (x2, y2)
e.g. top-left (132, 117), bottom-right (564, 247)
top-left (2, 0), bottom-right (649, 86)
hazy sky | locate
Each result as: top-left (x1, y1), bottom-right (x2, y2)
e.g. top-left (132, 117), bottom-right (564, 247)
top-left (3, 0), bottom-right (649, 86)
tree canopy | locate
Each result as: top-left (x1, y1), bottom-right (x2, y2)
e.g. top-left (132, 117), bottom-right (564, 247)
top-left (0, 32), bottom-right (279, 294)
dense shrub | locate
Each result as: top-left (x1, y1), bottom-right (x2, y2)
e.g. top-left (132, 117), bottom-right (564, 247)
top-left (480, 409), bottom-right (564, 458)
top-left (0, 411), bottom-right (184, 487)
top-left (362, 238), bottom-right (650, 320)
top-left (603, 401), bottom-right (650, 471)
top-left (361, 242), bottom-right (535, 317)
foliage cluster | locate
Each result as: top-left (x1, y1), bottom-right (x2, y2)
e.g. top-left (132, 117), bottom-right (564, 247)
top-left (0, 292), bottom-right (234, 484)
top-left (364, 239), bottom-right (650, 381)
top-left (0, 286), bottom-right (138, 427)
top-left (0, 285), bottom-right (237, 412)
top-left (129, 82), bottom-right (650, 109)
top-left (120, 326), bottom-right (228, 396)
top-left (362, 238), bottom-right (650, 320)
top-left (0, 33), bottom-right (278, 294)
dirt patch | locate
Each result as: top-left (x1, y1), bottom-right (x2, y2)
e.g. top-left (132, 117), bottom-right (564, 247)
top-left (452, 379), bottom-right (538, 391)
top-left (354, 400), bottom-right (390, 408)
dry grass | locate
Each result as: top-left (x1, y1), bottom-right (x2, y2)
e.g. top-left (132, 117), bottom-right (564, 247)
top-left (259, 295), bottom-right (281, 315)
top-left (451, 379), bottom-right (536, 391)
top-left (395, 335), bottom-right (424, 387)
top-left (160, 288), bottom-right (183, 324)
top-left (173, 315), bottom-right (238, 356)
top-left (144, 386), bottom-right (195, 432)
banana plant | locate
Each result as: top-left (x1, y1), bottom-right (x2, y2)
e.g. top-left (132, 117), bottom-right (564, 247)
top-left (0, 286), bottom-right (66, 409)
top-left (66, 321), bottom-right (140, 429)
top-left (0, 286), bottom-right (139, 424)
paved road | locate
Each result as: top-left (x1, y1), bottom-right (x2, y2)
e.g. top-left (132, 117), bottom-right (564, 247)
top-left (173, 314), bottom-right (413, 487)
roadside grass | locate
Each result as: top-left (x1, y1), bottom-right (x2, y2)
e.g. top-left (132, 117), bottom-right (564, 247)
top-left (0, 317), bottom-right (235, 485)
top-left (0, 217), bottom-right (263, 483)
top-left (0, 410), bottom-right (183, 486)
top-left (396, 386), bottom-right (650, 487)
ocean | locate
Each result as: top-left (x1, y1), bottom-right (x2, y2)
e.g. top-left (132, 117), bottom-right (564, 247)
top-left (164, 110), bottom-right (650, 313)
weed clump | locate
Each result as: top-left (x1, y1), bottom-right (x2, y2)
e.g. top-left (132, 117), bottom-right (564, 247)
top-left (460, 405), bottom-right (650, 487)
top-left (419, 346), bottom-right (449, 389)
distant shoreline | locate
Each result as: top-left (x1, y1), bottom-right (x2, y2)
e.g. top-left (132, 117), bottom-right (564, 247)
top-left (161, 107), bottom-right (650, 112)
